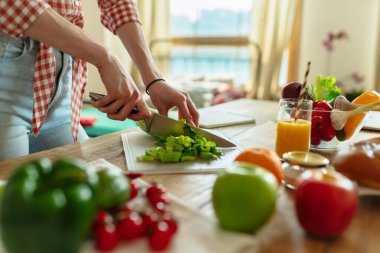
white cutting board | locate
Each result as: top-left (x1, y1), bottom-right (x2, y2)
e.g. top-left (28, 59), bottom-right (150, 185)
top-left (121, 131), bottom-right (241, 174)
top-left (198, 109), bottom-right (256, 129)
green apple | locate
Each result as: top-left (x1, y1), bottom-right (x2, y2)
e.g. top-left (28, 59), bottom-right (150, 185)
top-left (212, 162), bottom-right (278, 234)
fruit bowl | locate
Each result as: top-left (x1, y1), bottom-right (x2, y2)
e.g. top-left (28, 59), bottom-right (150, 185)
top-left (310, 108), bottom-right (369, 151)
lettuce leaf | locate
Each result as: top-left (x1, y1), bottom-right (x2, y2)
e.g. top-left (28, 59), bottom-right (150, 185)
top-left (308, 75), bottom-right (342, 102)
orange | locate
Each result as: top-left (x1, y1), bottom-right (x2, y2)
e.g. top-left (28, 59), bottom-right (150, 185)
top-left (234, 147), bottom-right (283, 185)
top-left (342, 90), bottom-right (380, 139)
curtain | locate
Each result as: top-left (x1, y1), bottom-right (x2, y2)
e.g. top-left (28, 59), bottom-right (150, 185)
top-left (248, 0), bottom-right (298, 100)
top-left (287, 0), bottom-right (303, 83)
top-left (133, 0), bottom-right (170, 82)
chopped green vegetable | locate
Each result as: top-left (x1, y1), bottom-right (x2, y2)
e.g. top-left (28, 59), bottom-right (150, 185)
top-left (308, 75), bottom-right (342, 102)
top-left (138, 121), bottom-right (223, 163)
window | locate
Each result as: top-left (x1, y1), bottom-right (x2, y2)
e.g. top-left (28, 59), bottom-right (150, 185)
top-left (152, 0), bottom-right (259, 92)
top-left (170, 0), bottom-right (253, 37)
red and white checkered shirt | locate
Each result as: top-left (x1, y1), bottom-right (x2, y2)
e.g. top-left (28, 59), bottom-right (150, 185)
top-left (0, 0), bottom-right (141, 141)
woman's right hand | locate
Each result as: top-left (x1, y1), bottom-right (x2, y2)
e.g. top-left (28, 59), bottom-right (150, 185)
top-left (91, 52), bottom-right (151, 121)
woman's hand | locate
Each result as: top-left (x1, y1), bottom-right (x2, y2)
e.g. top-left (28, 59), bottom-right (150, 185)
top-left (147, 81), bottom-right (199, 127)
top-left (91, 52), bottom-right (151, 121)
top-left (115, 23), bottom-right (199, 126)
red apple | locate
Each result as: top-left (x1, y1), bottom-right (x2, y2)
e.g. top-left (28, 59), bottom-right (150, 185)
top-left (295, 169), bottom-right (358, 239)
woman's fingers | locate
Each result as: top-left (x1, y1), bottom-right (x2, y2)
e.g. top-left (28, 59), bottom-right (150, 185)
top-left (177, 99), bottom-right (195, 127)
top-left (176, 92), bottom-right (199, 127)
top-left (156, 106), bottom-right (169, 117)
top-left (128, 100), bottom-right (151, 121)
top-left (91, 90), bottom-right (150, 121)
top-left (97, 99), bottom-right (125, 114)
top-left (91, 94), bottom-right (114, 108)
top-left (105, 101), bottom-right (148, 121)
top-left (185, 94), bottom-right (199, 126)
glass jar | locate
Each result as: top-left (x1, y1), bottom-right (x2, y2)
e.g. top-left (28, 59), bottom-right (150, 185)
top-left (282, 151), bottom-right (330, 189)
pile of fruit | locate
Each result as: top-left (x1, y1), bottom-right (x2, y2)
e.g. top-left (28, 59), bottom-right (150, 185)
top-left (212, 147), bottom-right (359, 239)
top-left (0, 158), bottom-right (179, 253)
top-left (281, 76), bottom-right (380, 146)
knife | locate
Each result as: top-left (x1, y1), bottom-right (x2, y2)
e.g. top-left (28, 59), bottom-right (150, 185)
top-left (89, 92), bottom-right (236, 147)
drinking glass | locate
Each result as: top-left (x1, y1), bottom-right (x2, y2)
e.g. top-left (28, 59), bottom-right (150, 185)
top-left (275, 99), bottom-right (313, 158)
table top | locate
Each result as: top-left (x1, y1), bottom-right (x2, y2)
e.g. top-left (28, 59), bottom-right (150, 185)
top-left (0, 98), bottom-right (379, 253)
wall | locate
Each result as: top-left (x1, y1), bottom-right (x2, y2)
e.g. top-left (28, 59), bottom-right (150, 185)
top-left (82, 1), bottom-right (132, 99)
top-left (298, 0), bottom-right (379, 91)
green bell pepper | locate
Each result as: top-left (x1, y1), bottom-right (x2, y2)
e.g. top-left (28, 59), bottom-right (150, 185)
top-left (0, 158), bottom-right (99, 253)
top-left (96, 167), bottom-right (130, 210)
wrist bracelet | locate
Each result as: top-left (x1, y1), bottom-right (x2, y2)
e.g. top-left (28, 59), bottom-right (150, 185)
top-left (145, 78), bottom-right (166, 95)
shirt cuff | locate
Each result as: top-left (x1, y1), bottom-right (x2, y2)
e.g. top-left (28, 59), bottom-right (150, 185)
top-left (0, 0), bottom-right (50, 38)
top-left (100, 1), bottom-right (142, 35)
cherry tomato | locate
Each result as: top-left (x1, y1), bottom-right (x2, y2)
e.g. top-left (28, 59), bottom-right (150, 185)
top-left (313, 101), bottom-right (332, 111)
top-left (321, 120), bottom-right (336, 141)
top-left (143, 210), bottom-right (159, 226)
top-left (312, 107), bottom-right (330, 120)
top-left (311, 116), bottom-right (323, 130)
top-left (151, 201), bottom-right (171, 214)
top-left (94, 223), bottom-right (120, 252)
top-left (147, 194), bottom-right (169, 206)
top-left (117, 211), bottom-right (146, 240)
top-left (311, 129), bottom-right (322, 146)
top-left (129, 180), bottom-right (139, 200)
top-left (142, 211), bottom-right (159, 235)
top-left (95, 211), bottom-right (112, 224)
top-left (162, 214), bottom-right (178, 235)
top-left (312, 103), bottom-right (336, 142)
top-left (124, 172), bottom-right (143, 180)
top-left (146, 185), bottom-right (167, 199)
top-left (148, 221), bottom-right (173, 251)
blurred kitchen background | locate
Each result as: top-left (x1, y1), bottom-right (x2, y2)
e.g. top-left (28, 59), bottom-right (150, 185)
top-left (83, 0), bottom-right (380, 108)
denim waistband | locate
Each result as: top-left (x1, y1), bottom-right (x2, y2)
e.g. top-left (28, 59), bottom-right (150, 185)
top-left (0, 30), bottom-right (39, 52)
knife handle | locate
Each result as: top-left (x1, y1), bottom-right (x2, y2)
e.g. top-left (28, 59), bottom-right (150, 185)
top-left (89, 92), bottom-right (139, 114)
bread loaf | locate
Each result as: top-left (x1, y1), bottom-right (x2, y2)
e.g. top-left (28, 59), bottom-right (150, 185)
top-left (333, 139), bottom-right (380, 189)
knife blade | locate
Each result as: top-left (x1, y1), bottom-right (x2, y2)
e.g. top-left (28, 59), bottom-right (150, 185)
top-left (145, 112), bottom-right (236, 147)
top-left (89, 92), bottom-right (236, 147)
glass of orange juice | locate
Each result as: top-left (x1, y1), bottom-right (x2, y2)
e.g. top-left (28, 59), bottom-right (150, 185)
top-left (275, 99), bottom-right (313, 158)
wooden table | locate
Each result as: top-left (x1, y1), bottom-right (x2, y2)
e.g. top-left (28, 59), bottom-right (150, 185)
top-left (0, 98), bottom-right (379, 253)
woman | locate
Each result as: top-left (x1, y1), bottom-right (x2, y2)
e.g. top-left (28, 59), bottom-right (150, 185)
top-left (0, 0), bottom-right (199, 160)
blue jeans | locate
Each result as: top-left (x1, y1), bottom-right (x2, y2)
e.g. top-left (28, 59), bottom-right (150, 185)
top-left (0, 31), bottom-right (88, 160)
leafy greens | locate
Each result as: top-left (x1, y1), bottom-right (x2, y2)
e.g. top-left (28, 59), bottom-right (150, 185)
top-left (308, 75), bottom-right (342, 102)
top-left (138, 121), bottom-right (223, 163)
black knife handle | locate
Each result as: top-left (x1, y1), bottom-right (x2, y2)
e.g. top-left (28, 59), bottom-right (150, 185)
top-left (89, 92), bottom-right (139, 114)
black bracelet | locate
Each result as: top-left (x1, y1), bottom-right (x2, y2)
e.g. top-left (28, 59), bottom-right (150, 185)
top-left (145, 78), bottom-right (166, 95)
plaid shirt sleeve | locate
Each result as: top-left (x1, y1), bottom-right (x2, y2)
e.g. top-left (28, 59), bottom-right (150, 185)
top-left (97, 0), bottom-right (141, 34)
top-left (0, 0), bottom-right (50, 38)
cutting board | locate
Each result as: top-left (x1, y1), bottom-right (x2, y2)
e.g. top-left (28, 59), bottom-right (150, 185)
top-left (198, 109), bottom-right (256, 129)
top-left (121, 131), bottom-right (241, 174)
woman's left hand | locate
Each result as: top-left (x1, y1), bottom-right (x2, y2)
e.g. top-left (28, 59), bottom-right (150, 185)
top-left (147, 81), bottom-right (199, 127)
